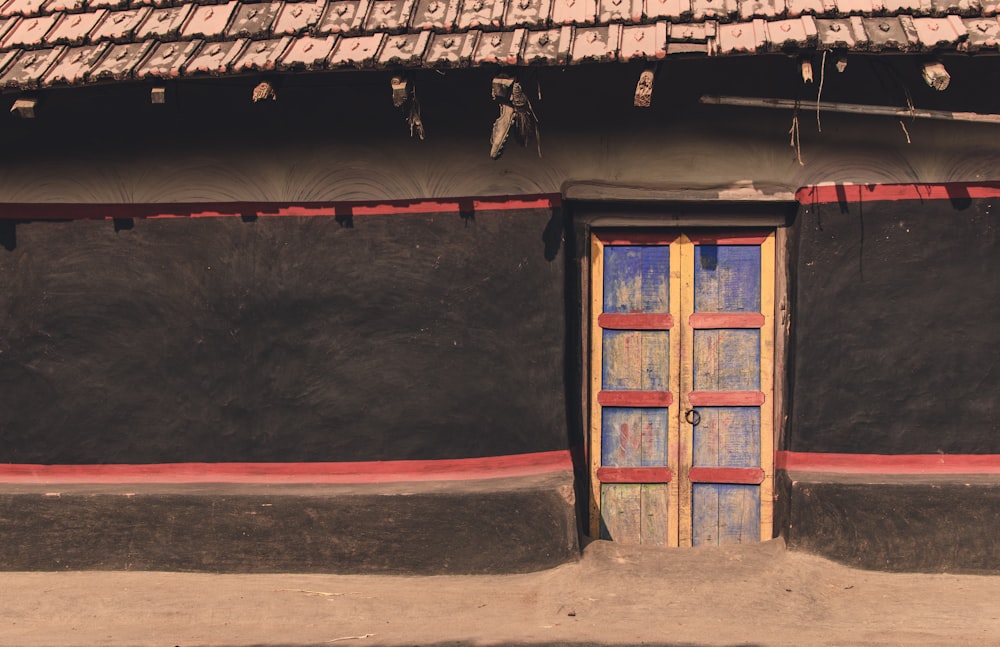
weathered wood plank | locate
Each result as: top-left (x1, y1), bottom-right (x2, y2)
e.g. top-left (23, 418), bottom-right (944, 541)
top-left (720, 407), bottom-right (760, 467)
top-left (717, 484), bottom-right (760, 545)
top-left (689, 391), bottom-right (765, 406)
top-left (678, 235), bottom-right (695, 547)
top-left (688, 466), bottom-right (765, 484)
top-left (667, 237), bottom-right (682, 547)
top-left (604, 245), bottom-right (642, 313)
top-left (693, 407), bottom-right (760, 468)
top-left (691, 483), bottom-right (718, 546)
top-left (601, 483), bottom-right (641, 543)
top-left (759, 232), bottom-right (776, 541)
top-left (640, 245), bottom-right (671, 313)
top-left (692, 483), bottom-right (760, 545)
top-left (597, 391), bottom-right (672, 406)
top-left (718, 329), bottom-right (761, 390)
top-left (589, 233), bottom-right (605, 538)
top-left (597, 466), bottom-right (673, 483)
top-left (693, 329), bottom-right (761, 391)
top-left (601, 408), bottom-right (669, 467)
top-left (693, 407), bottom-right (719, 470)
top-left (598, 313), bottom-right (673, 330)
top-left (640, 483), bottom-right (669, 545)
top-left (602, 330), bottom-right (670, 391)
top-left (603, 245), bottom-right (670, 313)
top-left (693, 245), bottom-right (761, 313)
top-left (693, 328), bottom-right (719, 391)
top-left (688, 312), bottom-right (764, 329)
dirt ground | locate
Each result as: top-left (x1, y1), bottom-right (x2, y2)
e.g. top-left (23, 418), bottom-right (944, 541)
top-left (2, 538), bottom-right (998, 647)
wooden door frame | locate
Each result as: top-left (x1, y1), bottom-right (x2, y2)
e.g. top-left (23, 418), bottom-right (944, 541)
top-left (573, 203), bottom-right (792, 544)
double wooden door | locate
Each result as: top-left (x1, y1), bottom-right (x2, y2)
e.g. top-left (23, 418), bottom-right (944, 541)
top-left (589, 229), bottom-right (774, 546)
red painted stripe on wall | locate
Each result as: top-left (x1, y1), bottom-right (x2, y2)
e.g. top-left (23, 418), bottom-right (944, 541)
top-left (795, 182), bottom-right (1000, 205)
top-left (0, 195), bottom-right (562, 221)
top-left (776, 451), bottom-right (1000, 474)
top-left (0, 450), bottom-right (573, 484)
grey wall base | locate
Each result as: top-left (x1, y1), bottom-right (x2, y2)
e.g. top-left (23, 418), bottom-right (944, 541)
top-left (0, 472), bottom-right (579, 574)
top-left (778, 470), bottom-right (1000, 574)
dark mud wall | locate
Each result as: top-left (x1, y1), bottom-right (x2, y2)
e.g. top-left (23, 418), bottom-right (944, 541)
top-left (0, 209), bottom-right (568, 463)
top-left (788, 195), bottom-right (1000, 454)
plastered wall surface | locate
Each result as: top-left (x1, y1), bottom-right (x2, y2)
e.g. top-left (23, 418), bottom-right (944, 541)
top-left (0, 210), bottom-right (569, 463)
top-left (790, 196), bottom-right (1000, 454)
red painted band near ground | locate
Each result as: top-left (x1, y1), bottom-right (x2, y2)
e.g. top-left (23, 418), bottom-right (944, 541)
top-left (0, 450), bottom-right (573, 484)
top-left (776, 451), bottom-right (1000, 474)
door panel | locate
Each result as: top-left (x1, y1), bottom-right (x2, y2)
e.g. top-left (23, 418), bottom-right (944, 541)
top-left (692, 407), bottom-right (761, 468)
top-left (600, 483), bottom-right (671, 544)
top-left (693, 244), bottom-right (761, 313)
top-left (590, 229), bottom-right (774, 547)
top-left (693, 329), bottom-right (761, 391)
top-left (692, 483), bottom-right (761, 546)
top-left (601, 407), bottom-right (669, 467)
top-left (603, 245), bottom-right (671, 314)
top-left (602, 330), bottom-right (670, 391)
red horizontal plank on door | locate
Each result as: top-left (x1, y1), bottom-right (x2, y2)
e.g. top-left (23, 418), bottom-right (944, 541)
top-left (595, 230), bottom-right (679, 245)
top-left (689, 313), bottom-right (765, 329)
top-left (688, 466), bottom-right (765, 485)
top-left (686, 230), bottom-right (769, 245)
top-left (598, 313), bottom-right (674, 330)
top-left (598, 391), bottom-right (674, 407)
top-left (597, 467), bottom-right (673, 483)
top-left (688, 391), bottom-right (765, 406)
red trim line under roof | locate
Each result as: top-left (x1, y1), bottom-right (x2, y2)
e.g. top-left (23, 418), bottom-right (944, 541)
top-left (776, 451), bottom-right (1000, 475)
top-left (0, 450), bottom-right (573, 484)
top-left (796, 182), bottom-right (1000, 205)
top-left (0, 194), bottom-right (562, 221)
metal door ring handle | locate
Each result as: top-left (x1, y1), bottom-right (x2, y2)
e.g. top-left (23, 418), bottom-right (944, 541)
top-left (685, 409), bottom-right (701, 426)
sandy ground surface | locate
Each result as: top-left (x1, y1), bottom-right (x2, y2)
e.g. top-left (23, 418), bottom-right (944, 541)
top-left (2, 538), bottom-right (999, 647)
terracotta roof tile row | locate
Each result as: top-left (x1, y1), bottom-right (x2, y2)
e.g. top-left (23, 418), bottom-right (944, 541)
top-left (0, 0), bottom-right (995, 88)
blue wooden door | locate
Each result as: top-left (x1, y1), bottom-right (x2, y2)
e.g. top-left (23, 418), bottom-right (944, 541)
top-left (590, 230), bottom-right (774, 547)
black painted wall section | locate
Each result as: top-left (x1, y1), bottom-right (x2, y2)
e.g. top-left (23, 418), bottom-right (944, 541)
top-left (0, 209), bottom-right (568, 463)
top-left (789, 196), bottom-right (1000, 454)
top-left (0, 475), bottom-right (579, 573)
top-left (782, 472), bottom-right (1000, 573)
